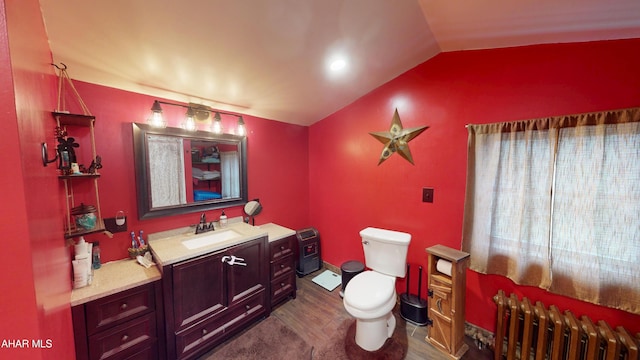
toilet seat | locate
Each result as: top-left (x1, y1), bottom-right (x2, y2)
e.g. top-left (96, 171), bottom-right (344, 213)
top-left (343, 271), bottom-right (395, 311)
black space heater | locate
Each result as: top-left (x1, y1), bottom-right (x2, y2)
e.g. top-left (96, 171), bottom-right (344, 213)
top-left (296, 227), bottom-right (322, 277)
top-left (400, 264), bottom-right (428, 325)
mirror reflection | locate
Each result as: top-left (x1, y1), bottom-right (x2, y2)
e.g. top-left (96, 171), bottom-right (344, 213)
top-left (133, 123), bottom-right (248, 219)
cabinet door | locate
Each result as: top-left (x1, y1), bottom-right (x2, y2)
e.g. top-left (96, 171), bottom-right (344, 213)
top-left (226, 237), bottom-right (268, 306)
top-left (172, 252), bottom-right (226, 331)
top-left (429, 309), bottom-right (453, 353)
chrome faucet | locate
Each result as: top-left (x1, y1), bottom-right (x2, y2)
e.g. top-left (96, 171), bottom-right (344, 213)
top-left (195, 212), bottom-right (215, 234)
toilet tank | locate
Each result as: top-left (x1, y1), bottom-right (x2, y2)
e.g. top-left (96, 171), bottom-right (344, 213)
top-left (360, 227), bottom-right (411, 277)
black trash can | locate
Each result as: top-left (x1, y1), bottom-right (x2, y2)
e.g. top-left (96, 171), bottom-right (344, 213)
top-left (340, 260), bottom-right (365, 298)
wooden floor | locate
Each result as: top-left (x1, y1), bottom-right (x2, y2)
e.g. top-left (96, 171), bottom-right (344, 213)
top-left (271, 267), bottom-right (494, 360)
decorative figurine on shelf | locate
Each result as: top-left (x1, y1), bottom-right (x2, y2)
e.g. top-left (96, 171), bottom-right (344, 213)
top-left (88, 155), bottom-right (102, 174)
top-left (56, 136), bottom-right (79, 174)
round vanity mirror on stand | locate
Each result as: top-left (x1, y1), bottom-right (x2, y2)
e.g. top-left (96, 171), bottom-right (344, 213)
top-left (244, 199), bottom-right (262, 225)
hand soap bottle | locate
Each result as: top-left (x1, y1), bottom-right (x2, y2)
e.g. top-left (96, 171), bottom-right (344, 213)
top-left (219, 210), bottom-right (227, 228)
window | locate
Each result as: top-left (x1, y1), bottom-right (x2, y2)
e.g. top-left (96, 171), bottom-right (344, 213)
top-left (462, 108), bottom-right (640, 314)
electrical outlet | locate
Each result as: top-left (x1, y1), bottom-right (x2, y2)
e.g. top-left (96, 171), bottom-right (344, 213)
top-left (422, 188), bottom-right (434, 203)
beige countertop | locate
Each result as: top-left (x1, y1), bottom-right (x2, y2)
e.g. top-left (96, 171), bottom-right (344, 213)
top-left (255, 222), bottom-right (296, 242)
top-left (70, 221), bottom-right (295, 306)
top-left (70, 258), bottom-right (161, 306)
top-left (148, 219), bottom-right (296, 267)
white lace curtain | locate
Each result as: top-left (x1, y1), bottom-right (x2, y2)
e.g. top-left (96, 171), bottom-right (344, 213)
top-left (462, 108), bottom-right (640, 314)
top-left (147, 134), bottom-right (186, 208)
top-left (220, 151), bottom-right (240, 198)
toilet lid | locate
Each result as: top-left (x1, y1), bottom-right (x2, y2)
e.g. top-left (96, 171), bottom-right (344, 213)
top-left (344, 271), bottom-right (395, 311)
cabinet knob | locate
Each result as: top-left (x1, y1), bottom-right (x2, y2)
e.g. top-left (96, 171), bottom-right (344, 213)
top-left (202, 329), bottom-right (208, 336)
top-left (120, 303), bottom-right (128, 311)
top-left (121, 334), bottom-right (129, 343)
top-left (280, 264), bottom-right (285, 268)
top-left (280, 282), bottom-right (285, 287)
top-left (245, 305), bottom-right (251, 311)
top-left (280, 245), bottom-right (285, 250)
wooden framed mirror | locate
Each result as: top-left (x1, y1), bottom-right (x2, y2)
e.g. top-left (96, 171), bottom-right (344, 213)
top-left (132, 123), bottom-right (248, 219)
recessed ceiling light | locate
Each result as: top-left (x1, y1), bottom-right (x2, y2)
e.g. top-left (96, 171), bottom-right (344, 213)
top-left (330, 58), bottom-right (347, 71)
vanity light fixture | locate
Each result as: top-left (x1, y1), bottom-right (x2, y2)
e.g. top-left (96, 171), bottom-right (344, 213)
top-left (148, 100), bottom-right (166, 128)
top-left (146, 100), bottom-right (247, 135)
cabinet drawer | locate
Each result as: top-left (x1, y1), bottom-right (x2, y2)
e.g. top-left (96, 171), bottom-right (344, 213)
top-left (88, 312), bottom-right (156, 360)
top-left (270, 254), bottom-right (294, 278)
top-left (269, 237), bottom-right (293, 261)
top-left (86, 284), bottom-right (155, 335)
top-left (174, 290), bottom-right (266, 360)
top-left (223, 289), bottom-right (266, 336)
top-left (270, 271), bottom-right (295, 303)
top-left (175, 312), bottom-right (227, 360)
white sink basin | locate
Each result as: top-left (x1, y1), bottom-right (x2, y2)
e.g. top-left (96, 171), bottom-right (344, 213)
top-left (182, 229), bottom-right (242, 250)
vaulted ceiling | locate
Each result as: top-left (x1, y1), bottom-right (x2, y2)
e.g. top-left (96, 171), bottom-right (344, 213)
top-left (38, 0), bottom-right (640, 125)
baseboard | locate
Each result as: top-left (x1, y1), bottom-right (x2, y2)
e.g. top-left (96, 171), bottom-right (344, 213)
top-left (464, 322), bottom-right (495, 350)
top-left (323, 261), bottom-right (341, 274)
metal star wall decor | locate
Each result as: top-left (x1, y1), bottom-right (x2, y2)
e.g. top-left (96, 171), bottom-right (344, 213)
top-left (369, 108), bottom-right (429, 165)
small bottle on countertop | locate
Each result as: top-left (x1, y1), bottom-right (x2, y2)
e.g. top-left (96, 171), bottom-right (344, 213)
top-left (92, 241), bottom-right (101, 269)
top-left (73, 236), bottom-right (91, 288)
top-left (219, 210), bottom-right (227, 228)
top-left (130, 231), bottom-right (138, 248)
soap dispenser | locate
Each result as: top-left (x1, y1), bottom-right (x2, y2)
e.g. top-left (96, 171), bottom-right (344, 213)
top-left (219, 210), bottom-right (228, 228)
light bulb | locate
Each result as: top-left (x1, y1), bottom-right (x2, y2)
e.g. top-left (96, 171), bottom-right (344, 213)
top-left (212, 112), bottom-right (222, 134)
top-left (237, 116), bottom-right (246, 136)
top-left (182, 108), bottom-right (197, 131)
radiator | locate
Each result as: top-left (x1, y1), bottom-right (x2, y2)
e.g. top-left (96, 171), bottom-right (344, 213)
top-left (493, 290), bottom-right (639, 360)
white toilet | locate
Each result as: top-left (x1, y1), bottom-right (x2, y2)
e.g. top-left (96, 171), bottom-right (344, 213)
top-left (343, 227), bottom-right (411, 351)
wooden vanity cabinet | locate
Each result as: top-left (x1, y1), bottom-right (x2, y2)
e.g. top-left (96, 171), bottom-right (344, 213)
top-left (72, 281), bottom-right (164, 360)
top-left (268, 234), bottom-right (297, 308)
top-left (161, 236), bottom-right (269, 360)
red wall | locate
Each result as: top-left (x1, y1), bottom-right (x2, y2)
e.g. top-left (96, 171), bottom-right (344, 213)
top-left (309, 39), bottom-right (640, 333)
top-left (0, 2), bottom-right (41, 358)
top-left (1, 0), bottom-right (75, 359)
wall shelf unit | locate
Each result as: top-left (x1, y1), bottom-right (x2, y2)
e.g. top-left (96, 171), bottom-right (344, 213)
top-left (53, 112), bottom-right (106, 239)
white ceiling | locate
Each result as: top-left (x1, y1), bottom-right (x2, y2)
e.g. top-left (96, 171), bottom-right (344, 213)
top-left (38, 0), bottom-right (640, 126)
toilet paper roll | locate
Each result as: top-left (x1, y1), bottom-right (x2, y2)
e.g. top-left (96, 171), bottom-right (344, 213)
top-left (436, 259), bottom-right (453, 277)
